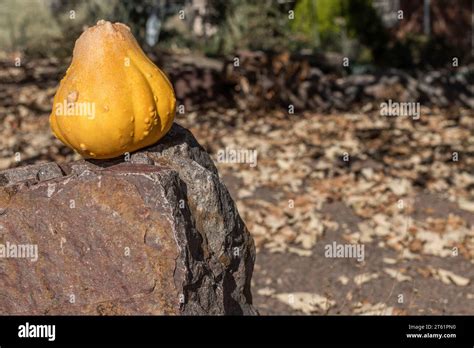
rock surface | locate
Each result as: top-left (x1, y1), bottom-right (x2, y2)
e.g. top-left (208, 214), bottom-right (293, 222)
top-left (0, 124), bottom-right (257, 315)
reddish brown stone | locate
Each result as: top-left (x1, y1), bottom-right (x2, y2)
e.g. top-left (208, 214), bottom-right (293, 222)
top-left (0, 124), bottom-right (256, 315)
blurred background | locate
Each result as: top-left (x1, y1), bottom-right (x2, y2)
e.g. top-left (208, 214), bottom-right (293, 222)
top-left (0, 0), bottom-right (473, 314)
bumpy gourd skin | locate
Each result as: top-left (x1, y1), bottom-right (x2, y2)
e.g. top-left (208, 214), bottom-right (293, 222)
top-left (50, 20), bottom-right (176, 159)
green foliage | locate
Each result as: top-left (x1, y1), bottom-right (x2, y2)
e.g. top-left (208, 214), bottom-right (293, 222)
top-left (0, 0), bottom-right (119, 58)
top-left (292, 0), bottom-right (347, 46)
top-left (0, 0), bottom-right (62, 56)
top-left (193, 0), bottom-right (295, 55)
top-left (290, 0), bottom-right (376, 57)
top-left (0, 0), bottom-right (464, 69)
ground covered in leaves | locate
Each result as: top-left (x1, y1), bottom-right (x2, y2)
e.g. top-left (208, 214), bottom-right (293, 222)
top-left (1, 58), bottom-right (473, 315)
top-left (189, 107), bottom-right (474, 315)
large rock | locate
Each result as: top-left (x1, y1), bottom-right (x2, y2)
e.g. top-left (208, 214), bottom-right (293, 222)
top-left (0, 124), bottom-right (257, 315)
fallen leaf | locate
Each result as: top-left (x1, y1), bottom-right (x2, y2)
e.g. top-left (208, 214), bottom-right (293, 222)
top-left (435, 268), bottom-right (470, 286)
top-left (274, 292), bottom-right (335, 314)
top-left (354, 273), bottom-right (379, 286)
top-left (384, 268), bottom-right (412, 282)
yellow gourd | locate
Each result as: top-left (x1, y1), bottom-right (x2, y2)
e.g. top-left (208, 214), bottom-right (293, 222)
top-left (50, 20), bottom-right (176, 159)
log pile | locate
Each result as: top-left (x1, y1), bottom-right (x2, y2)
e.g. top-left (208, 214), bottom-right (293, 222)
top-left (223, 50), bottom-right (474, 112)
